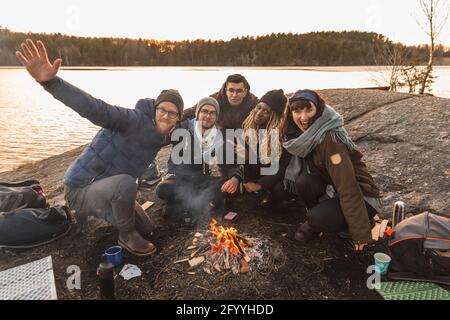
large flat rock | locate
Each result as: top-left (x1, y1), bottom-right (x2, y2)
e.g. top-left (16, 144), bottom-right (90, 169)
top-left (318, 89), bottom-right (412, 122)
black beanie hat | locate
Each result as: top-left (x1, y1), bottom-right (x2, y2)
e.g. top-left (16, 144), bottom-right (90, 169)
top-left (260, 89), bottom-right (287, 117)
top-left (155, 89), bottom-right (184, 116)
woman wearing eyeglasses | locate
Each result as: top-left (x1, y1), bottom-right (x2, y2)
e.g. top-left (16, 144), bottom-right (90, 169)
top-left (279, 89), bottom-right (382, 251)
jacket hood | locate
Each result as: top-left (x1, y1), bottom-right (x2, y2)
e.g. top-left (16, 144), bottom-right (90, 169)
top-left (135, 98), bottom-right (156, 119)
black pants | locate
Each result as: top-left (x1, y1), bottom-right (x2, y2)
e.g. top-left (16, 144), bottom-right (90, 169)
top-left (156, 175), bottom-right (226, 216)
top-left (308, 198), bottom-right (376, 233)
top-left (274, 170), bottom-right (376, 233)
top-left (270, 167), bottom-right (328, 208)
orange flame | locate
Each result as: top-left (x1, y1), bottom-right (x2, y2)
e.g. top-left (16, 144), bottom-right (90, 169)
top-left (210, 219), bottom-right (246, 256)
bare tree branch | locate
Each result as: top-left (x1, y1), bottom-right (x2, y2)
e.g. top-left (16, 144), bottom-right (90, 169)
top-left (417, 0), bottom-right (449, 94)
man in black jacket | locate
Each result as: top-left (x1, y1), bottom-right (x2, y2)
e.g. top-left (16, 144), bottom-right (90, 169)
top-left (183, 74), bottom-right (258, 129)
top-left (156, 97), bottom-right (242, 222)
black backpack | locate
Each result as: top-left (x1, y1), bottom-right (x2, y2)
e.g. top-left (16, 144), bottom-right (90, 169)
top-left (0, 180), bottom-right (70, 249)
top-left (0, 205), bottom-right (72, 249)
top-left (388, 212), bottom-right (450, 285)
top-left (0, 180), bottom-right (47, 212)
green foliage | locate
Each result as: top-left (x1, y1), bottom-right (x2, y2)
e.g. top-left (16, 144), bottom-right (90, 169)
top-left (400, 64), bottom-right (435, 93)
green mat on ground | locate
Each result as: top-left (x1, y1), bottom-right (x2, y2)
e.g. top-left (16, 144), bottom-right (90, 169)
top-left (376, 281), bottom-right (450, 300)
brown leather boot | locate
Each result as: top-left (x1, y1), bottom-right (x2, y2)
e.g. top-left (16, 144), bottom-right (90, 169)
top-left (134, 202), bottom-right (155, 238)
top-left (118, 229), bottom-right (156, 256)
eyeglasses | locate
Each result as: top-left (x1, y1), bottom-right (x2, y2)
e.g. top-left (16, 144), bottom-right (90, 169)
top-left (156, 107), bottom-right (179, 119)
top-left (199, 109), bottom-right (217, 117)
top-left (227, 88), bottom-right (245, 95)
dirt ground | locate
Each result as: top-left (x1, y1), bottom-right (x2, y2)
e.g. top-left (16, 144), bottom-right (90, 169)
top-left (0, 180), bottom-right (385, 300)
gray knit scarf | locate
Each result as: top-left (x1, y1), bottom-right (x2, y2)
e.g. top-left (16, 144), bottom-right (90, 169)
top-left (282, 105), bottom-right (356, 193)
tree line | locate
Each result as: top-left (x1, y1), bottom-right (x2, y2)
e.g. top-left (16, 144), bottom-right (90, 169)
top-left (0, 27), bottom-right (449, 66)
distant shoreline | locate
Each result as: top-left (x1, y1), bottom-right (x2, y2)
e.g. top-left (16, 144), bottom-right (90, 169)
top-left (2, 65), bottom-right (450, 72)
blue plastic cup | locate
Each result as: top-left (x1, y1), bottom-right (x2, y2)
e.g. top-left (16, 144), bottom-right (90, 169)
top-left (103, 246), bottom-right (123, 267)
top-left (374, 252), bottom-right (391, 275)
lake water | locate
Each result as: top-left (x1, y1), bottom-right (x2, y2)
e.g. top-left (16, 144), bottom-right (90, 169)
top-left (0, 66), bottom-right (449, 173)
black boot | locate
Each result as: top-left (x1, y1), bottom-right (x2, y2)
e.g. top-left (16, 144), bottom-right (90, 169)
top-left (294, 222), bottom-right (318, 242)
top-left (260, 193), bottom-right (286, 210)
top-left (260, 193), bottom-right (273, 209)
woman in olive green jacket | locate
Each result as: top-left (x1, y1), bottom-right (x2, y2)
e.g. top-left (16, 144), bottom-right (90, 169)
top-left (279, 89), bottom-right (381, 251)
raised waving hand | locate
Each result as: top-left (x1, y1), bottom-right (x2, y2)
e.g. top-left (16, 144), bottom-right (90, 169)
top-left (15, 39), bottom-right (62, 83)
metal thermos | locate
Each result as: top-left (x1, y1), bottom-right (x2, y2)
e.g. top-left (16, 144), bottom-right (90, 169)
top-left (97, 262), bottom-right (115, 300)
top-left (392, 201), bottom-right (405, 228)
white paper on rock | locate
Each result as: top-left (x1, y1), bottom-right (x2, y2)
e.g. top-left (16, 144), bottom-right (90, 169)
top-left (119, 264), bottom-right (142, 280)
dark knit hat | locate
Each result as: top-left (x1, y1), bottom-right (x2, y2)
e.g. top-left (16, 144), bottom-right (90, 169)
top-left (155, 89), bottom-right (184, 116)
top-left (260, 89), bottom-right (287, 117)
top-left (289, 90), bottom-right (325, 121)
top-left (195, 97), bottom-right (220, 119)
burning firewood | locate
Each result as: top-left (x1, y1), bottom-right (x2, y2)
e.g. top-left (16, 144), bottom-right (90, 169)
top-left (236, 235), bottom-right (253, 247)
top-left (240, 259), bottom-right (250, 273)
top-left (231, 235), bottom-right (251, 262)
top-left (223, 247), bottom-right (231, 269)
top-left (207, 219), bottom-right (253, 273)
top-left (230, 255), bottom-right (243, 274)
top-left (190, 243), bottom-right (211, 258)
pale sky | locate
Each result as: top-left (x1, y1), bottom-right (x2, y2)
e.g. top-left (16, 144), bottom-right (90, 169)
top-left (1, 0), bottom-right (449, 46)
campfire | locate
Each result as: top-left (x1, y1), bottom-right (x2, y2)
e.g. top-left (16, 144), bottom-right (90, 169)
top-left (178, 219), bottom-right (255, 275)
top-left (209, 219), bottom-right (252, 273)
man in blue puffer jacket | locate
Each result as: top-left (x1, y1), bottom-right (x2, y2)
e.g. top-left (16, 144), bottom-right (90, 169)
top-left (16, 39), bottom-right (184, 256)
